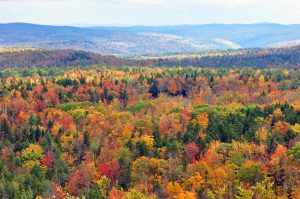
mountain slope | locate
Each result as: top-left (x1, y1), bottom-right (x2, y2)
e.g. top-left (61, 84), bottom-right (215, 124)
top-left (0, 23), bottom-right (237, 55)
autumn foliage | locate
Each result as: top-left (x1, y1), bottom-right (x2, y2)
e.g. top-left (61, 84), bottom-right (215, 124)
top-left (0, 66), bottom-right (300, 198)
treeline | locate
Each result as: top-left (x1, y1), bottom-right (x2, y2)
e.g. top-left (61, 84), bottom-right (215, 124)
top-left (1, 45), bottom-right (300, 68)
top-left (155, 45), bottom-right (300, 68)
top-left (0, 50), bottom-right (154, 68)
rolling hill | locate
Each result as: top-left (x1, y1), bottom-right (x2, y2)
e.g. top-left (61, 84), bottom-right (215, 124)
top-left (1, 45), bottom-right (300, 69)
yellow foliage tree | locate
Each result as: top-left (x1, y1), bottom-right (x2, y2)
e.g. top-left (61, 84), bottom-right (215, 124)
top-left (256, 126), bottom-right (269, 144)
top-left (20, 144), bottom-right (44, 170)
top-left (197, 112), bottom-right (209, 130)
top-left (273, 108), bottom-right (283, 118)
top-left (138, 135), bottom-right (155, 149)
top-left (259, 75), bottom-right (265, 83)
top-left (167, 182), bottom-right (197, 199)
top-left (183, 173), bottom-right (204, 191)
top-left (291, 124), bottom-right (300, 136)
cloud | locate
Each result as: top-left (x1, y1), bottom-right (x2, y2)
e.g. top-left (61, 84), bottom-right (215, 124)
top-left (125, 0), bottom-right (164, 5)
top-left (0, 0), bottom-right (299, 25)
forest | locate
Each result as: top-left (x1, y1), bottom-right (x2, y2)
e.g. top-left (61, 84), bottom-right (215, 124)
top-left (1, 45), bottom-right (300, 69)
top-left (0, 50), bottom-right (153, 68)
top-left (0, 66), bottom-right (300, 199)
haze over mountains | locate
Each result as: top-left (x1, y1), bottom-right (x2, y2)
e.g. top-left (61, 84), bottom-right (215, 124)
top-left (1, 23), bottom-right (300, 56)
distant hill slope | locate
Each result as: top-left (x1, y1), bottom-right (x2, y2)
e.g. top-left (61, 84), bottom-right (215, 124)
top-left (154, 45), bottom-right (300, 69)
top-left (0, 49), bottom-right (154, 68)
top-left (1, 23), bottom-right (300, 55)
top-left (1, 45), bottom-right (300, 69)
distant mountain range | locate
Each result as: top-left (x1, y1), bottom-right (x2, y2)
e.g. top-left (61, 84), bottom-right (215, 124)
top-left (1, 23), bottom-right (300, 56)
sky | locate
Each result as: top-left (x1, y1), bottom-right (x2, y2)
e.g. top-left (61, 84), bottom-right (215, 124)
top-left (0, 0), bottom-right (300, 26)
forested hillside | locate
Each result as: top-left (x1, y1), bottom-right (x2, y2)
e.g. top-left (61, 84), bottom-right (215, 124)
top-left (1, 45), bottom-right (300, 69)
top-left (155, 45), bottom-right (300, 69)
top-left (0, 67), bottom-right (300, 198)
top-left (0, 50), bottom-right (154, 68)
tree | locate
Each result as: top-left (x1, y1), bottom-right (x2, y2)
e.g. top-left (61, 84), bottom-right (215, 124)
top-left (185, 142), bottom-right (200, 163)
top-left (272, 121), bottom-right (290, 136)
top-left (119, 87), bottom-right (128, 106)
top-left (124, 188), bottom-right (156, 199)
top-left (237, 161), bottom-right (263, 184)
top-left (0, 114), bottom-right (10, 138)
top-left (97, 161), bottom-right (122, 183)
top-left (167, 182), bottom-right (184, 197)
top-left (235, 186), bottom-right (253, 199)
top-left (208, 167), bottom-right (228, 189)
top-left (131, 157), bottom-right (166, 185)
top-left (168, 80), bottom-right (179, 95)
top-left (253, 178), bottom-right (276, 199)
top-left (197, 112), bottom-right (209, 130)
top-left (288, 142), bottom-right (300, 163)
top-left (149, 80), bottom-right (159, 98)
top-left (290, 124), bottom-right (300, 136)
top-left (52, 149), bottom-right (69, 186)
top-left (259, 75), bottom-right (265, 83)
top-left (97, 175), bottom-right (111, 199)
top-left (183, 173), bottom-right (204, 191)
top-left (66, 163), bottom-right (95, 196)
top-left (20, 144), bottom-right (44, 170)
top-left (166, 182), bottom-right (197, 199)
top-left (41, 152), bottom-right (53, 170)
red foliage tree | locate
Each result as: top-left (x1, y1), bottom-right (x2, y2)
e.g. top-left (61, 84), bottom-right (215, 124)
top-left (97, 161), bottom-right (122, 183)
top-left (185, 142), bottom-right (200, 163)
top-left (41, 152), bottom-right (53, 169)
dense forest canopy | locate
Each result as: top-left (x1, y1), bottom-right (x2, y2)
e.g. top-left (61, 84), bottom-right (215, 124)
top-left (0, 66), bottom-right (300, 198)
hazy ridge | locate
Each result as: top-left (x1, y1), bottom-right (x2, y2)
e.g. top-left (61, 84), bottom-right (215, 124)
top-left (1, 23), bottom-right (300, 56)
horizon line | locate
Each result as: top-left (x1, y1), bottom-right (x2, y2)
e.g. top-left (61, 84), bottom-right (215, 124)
top-left (1, 21), bottom-right (300, 28)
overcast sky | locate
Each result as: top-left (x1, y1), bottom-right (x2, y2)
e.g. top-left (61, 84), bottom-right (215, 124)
top-left (0, 0), bottom-right (300, 26)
